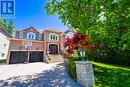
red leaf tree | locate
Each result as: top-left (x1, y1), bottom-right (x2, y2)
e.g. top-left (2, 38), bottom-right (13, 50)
top-left (64, 33), bottom-right (96, 58)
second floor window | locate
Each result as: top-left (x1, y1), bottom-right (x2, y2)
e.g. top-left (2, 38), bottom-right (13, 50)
top-left (27, 32), bottom-right (35, 40)
top-left (19, 32), bottom-right (23, 38)
top-left (38, 34), bottom-right (42, 40)
top-left (49, 33), bottom-right (59, 41)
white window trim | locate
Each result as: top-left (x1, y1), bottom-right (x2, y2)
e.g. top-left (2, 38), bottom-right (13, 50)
top-left (19, 32), bottom-right (23, 38)
top-left (49, 33), bottom-right (59, 41)
top-left (38, 34), bottom-right (42, 40)
top-left (27, 32), bottom-right (36, 40)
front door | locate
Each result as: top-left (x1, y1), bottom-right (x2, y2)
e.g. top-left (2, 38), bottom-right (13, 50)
top-left (49, 44), bottom-right (58, 54)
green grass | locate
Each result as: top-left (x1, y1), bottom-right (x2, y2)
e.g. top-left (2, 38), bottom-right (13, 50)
top-left (66, 58), bottom-right (130, 87)
top-left (93, 62), bottom-right (130, 87)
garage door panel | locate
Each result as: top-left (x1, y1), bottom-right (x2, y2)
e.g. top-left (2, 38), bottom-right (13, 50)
top-left (29, 51), bottom-right (43, 62)
top-left (9, 51), bottom-right (28, 64)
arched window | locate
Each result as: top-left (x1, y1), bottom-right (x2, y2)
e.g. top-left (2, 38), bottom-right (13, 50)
top-left (27, 32), bottom-right (35, 40)
top-left (49, 33), bottom-right (59, 41)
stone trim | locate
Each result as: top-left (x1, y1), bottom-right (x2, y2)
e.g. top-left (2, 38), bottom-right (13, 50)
top-left (8, 38), bottom-right (44, 43)
top-left (75, 61), bottom-right (92, 64)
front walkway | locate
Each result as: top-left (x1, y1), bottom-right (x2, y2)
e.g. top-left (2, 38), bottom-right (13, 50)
top-left (0, 62), bottom-right (81, 87)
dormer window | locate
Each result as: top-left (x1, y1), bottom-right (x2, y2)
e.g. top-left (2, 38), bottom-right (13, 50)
top-left (49, 33), bottom-right (59, 41)
top-left (27, 32), bottom-right (35, 40)
top-left (19, 32), bottom-right (23, 38)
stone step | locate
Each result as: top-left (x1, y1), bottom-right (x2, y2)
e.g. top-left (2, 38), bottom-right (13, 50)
top-left (46, 54), bottom-right (65, 63)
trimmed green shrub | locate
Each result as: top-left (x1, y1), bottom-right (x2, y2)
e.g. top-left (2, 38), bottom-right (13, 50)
top-left (0, 59), bottom-right (6, 64)
top-left (66, 57), bottom-right (81, 80)
top-left (66, 58), bottom-right (76, 80)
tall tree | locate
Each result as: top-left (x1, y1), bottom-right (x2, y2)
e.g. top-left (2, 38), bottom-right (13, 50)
top-left (0, 18), bottom-right (6, 29)
top-left (45, 0), bottom-right (130, 34)
top-left (45, 0), bottom-right (130, 65)
top-left (7, 20), bottom-right (14, 34)
top-left (0, 17), bottom-right (14, 34)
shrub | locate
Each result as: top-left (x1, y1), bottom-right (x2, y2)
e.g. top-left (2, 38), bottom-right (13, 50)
top-left (0, 59), bottom-right (6, 64)
top-left (66, 57), bottom-right (81, 80)
top-left (66, 58), bottom-right (77, 80)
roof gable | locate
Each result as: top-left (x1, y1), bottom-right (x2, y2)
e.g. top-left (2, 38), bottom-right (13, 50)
top-left (23, 27), bottom-right (39, 34)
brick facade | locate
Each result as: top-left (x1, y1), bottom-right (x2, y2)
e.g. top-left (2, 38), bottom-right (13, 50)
top-left (7, 27), bottom-right (66, 64)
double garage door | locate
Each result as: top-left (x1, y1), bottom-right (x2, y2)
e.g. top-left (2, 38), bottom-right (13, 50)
top-left (9, 51), bottom-right (43, 64)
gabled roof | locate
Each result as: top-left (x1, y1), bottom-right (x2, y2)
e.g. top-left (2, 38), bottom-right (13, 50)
top-left (43, 29), bottom-right (61, 33)
top-left (23, 26), bottom-right (39, 33)
top-left (14, 26), bottom-right (66, 35)
top-left (0, 26), bottom-right (12, 38)
top-left (43, 28), bottom-right (66, 34)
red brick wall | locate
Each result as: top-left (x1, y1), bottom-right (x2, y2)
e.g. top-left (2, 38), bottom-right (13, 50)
top-left (9, 40), bottom-right (44, 51)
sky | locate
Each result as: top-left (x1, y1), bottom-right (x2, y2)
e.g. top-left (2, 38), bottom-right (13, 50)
top-left (11, 0), bottom-right (67, 32)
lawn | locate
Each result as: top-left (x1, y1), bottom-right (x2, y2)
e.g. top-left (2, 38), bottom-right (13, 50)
top-left (93, 62), bottom-right (130, 87)
top-left (67, 59), bottom-right (130, 87)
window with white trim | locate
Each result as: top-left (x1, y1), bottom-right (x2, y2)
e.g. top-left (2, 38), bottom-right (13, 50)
top-left (38, 34), bottom-right (42, 40)
top-left (27, 32), bottom-right (36, 40)
top-left (49, 33), bottom-right (59, 41)
top-left (19, 32), bottom-right (23, 38)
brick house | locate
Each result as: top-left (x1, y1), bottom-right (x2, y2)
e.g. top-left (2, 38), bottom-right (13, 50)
top-left (7, 27), bottom-right (66, 64)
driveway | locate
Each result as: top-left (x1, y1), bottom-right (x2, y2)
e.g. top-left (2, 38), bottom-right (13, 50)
top-left (0, 62), bottom-right (82, 87)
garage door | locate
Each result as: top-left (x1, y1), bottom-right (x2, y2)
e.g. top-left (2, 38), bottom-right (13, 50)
top-left (9, 51), bottom-right (28, 64)
top-left (29, 51), bottom-right (43, 62)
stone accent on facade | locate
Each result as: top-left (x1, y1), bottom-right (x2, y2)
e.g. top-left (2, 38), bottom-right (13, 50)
top-left (46, 54), bottom-right (65, 63)
top-left (75, 61), bottom-right (95, 87)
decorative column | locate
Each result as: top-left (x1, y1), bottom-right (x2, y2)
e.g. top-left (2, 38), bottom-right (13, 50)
top-left (75, 61), bottom-right (95, 87)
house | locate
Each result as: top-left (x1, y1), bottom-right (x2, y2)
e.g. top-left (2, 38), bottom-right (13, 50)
top-left (0, 26), bottom-right (12, 61)
top-left (6, 27), bottom-right (66, 64)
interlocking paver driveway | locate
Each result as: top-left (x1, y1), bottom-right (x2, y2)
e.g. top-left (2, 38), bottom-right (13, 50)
top-left (0, 62), bottom-right (82, 87)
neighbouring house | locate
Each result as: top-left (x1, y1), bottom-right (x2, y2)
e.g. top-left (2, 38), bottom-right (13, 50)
top-left (6, 27), bottom-right (66, 64)
top-left (0, 26), bottom-right (12, 61)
